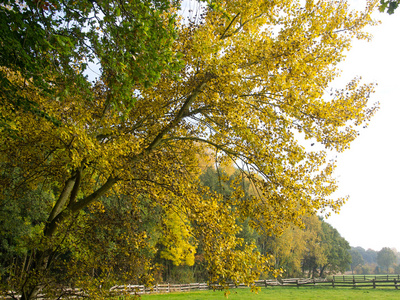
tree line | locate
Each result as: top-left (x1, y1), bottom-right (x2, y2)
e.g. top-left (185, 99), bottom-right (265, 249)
top-left (350, 246), bottom-right (400, 275)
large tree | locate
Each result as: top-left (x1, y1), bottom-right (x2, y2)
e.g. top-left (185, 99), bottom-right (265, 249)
top-left (1, 0), bottom-right (379, 298)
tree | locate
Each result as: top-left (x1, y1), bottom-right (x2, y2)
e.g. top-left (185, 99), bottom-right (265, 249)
top-left (300, 215), bottom-right (328, 278)
top-left (318, 221), bottom-right (351, 277)
top-left (350, 248), bottom-right (364, 274)
top-left (259, 215), bottom-right (351, 278)
top-left (377, 247), bottom-right (396, 273)
top-left (260, 224), bottom-right (307, 278)
top-left (1, 0), bottom-right (379, 298)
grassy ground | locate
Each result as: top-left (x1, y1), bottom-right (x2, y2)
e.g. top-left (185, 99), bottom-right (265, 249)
top-left (139, 287), bottom-right (400, 300)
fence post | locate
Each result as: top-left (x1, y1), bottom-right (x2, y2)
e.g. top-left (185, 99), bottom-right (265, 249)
top-left (373, 279), bottom-right (376, 289)
top-left (395, 279), bottom-right (398, 290)
top-left (332, 277), bottom-right (335, 288)
top-left (353, 277), bottom-right (356, 288)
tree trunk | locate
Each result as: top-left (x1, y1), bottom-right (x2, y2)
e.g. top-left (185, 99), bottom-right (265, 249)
top-left (20, 250), bottom-right (52, 300)
top-left (319, 265), bottom-right (326, 278)
top-left (17, 175), bottom-right (118, 299)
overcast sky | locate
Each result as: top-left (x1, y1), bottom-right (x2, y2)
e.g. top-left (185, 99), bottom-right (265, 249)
top-left (326, 3), bottom-right (400, 251)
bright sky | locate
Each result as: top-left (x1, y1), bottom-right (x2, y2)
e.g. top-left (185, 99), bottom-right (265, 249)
top-left (326, 3), bottom-right (400, 252)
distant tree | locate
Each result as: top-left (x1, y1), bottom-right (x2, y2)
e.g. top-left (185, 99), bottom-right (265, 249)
top-left (366, 249), bottom-right (378, 264)
top-left (354, 246), bottom-right (366, 258)
top-left (361, 265), bottom-right (373, 275)
top-left (350, 249), bottom-right (364, 274)
top-left (354, 247), bottom-right (378, 264)
top-left (377, 247), bottom-right (396, 273)
top-left (264, 215), bottom-right (351, 278)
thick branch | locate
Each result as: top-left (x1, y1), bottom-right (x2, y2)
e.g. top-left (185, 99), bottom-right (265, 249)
top-left (69, 168), bottom-right (81, 206)
top-left (145, 76), bottom-right (211, 151)
top-left (44, 175), bottom-right (118, 237)
top-left (68, 175), bottom-right (118, 212)
top-left (47, 176), bottom-right (76, 223)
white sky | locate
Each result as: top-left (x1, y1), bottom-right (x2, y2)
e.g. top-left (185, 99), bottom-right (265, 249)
top-left (326, 3), bottom-right (400, 251)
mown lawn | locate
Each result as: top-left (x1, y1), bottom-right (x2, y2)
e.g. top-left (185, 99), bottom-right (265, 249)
top-left (139, 287), bottom-right (400, 300)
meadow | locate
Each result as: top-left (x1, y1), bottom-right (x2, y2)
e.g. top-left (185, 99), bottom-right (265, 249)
top-left (139, 287), bottom-right (400, 300)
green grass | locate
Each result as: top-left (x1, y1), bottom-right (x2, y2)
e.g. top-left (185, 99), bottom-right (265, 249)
top-left (139, 287), bottom-right (400, 300)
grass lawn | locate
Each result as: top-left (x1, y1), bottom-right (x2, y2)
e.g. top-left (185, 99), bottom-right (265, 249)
top-left (139, 287), bottom-right (400, 300)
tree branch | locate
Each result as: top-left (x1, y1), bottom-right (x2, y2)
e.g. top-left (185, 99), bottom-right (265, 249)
top-left (144, 75), bottom-right (212, 152)
top-left (47, 175), bottom-right (76, 223)
top-left (44, 175), bottom-right (118, 237)
top-left (220, 13), bottom-right (240, 40)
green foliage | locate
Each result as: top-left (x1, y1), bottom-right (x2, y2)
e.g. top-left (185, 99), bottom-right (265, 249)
top-left (319, 221), bottom-right (351, 277)
top-left (0, 166), bottom-right (54, 279)
top-left (0, 0), bottom-right (182, 118)
top-left (379, 0), bottom-right (400, 14)
top-left (350, 249), bottom-right (364, 274)
top-left (258, 215), bottom-right (351, 278)
top-left (377, 247), bottom-right (397, 273)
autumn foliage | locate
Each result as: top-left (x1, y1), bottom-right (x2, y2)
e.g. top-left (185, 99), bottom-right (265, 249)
top-left (0, 0), bottom-right (379, 299)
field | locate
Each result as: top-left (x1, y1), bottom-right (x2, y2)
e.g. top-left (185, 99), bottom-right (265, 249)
top-left (140, 287), bottom-right (400, 300)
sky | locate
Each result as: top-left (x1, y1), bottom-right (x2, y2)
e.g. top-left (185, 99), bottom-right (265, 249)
top-left (326, 3), bottom-right (400, 252)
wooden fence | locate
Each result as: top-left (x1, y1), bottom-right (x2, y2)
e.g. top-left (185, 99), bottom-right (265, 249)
top-left (253, 276), bottom-right (400, 289)
top-left (109, 276), bottom-right (400, 295)
top-left (332, 274), bottom-right (400, 282)
top-left (110, 282), bottom-right (209, 295)
top-left (2, 277), bottom-right (400, 299)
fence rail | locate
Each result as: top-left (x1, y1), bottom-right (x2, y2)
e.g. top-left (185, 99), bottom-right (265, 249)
top-left (253, 277), bottom-right (400, 289)
top-left (2, 276), bottom-right (400, 299)
top-left (332, 274), bottom-right (400, 282)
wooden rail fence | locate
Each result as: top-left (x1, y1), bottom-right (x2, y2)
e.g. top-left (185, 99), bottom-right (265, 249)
top-left (2, 276), bottom-right (400, 299)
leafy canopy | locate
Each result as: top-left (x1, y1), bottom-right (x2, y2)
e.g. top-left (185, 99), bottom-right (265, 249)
top-left (379, 0), bottom-right (399, 14)
top-left (0, 0), bottom-right (379, 298)
top-left (0, 0), bottom-right (181, 121)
